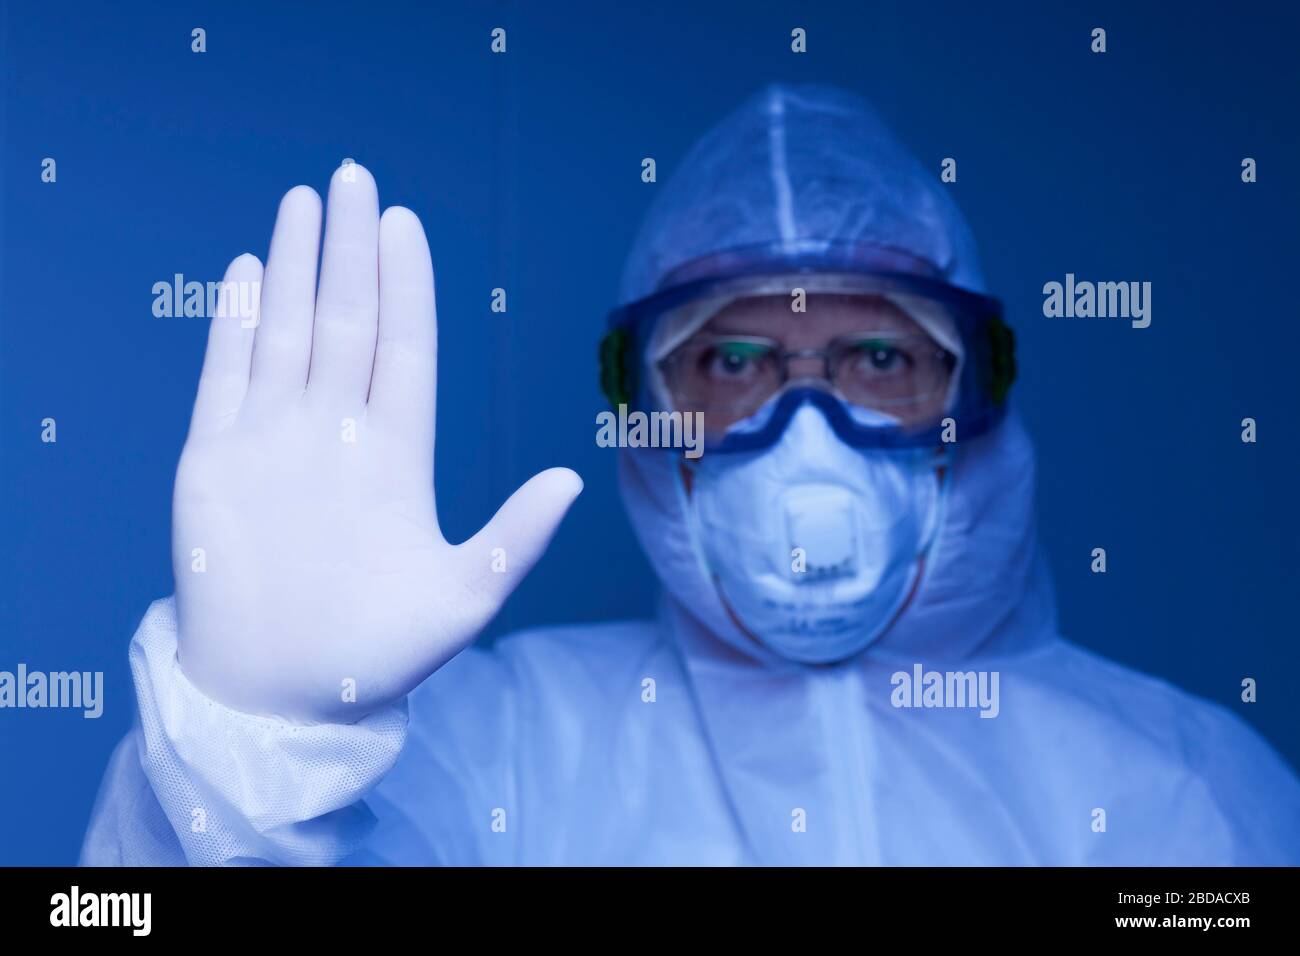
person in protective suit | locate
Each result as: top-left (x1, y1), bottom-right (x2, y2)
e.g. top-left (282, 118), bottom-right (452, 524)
top-left (82, 84), bottom-right (1300, 866)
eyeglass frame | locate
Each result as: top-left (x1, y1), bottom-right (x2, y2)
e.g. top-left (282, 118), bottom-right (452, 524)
top-left (657, 330), bottom-right (959, 413)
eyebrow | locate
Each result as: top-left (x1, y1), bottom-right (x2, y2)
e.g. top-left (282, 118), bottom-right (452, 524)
top-left (707, 312), bottom-right (918, 336)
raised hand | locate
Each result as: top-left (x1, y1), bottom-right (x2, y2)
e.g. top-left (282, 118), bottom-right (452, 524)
top-left (171, 164), bottom-right (581, 723)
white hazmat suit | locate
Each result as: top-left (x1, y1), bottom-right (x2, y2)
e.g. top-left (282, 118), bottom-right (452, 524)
top-left (82, 85), bottom-right (1300, 866)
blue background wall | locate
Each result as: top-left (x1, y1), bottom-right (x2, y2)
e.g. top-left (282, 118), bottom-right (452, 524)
top-left (3, 0), bottom-right (1297, 863)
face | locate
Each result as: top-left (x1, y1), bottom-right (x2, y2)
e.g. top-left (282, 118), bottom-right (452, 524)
top-left (660, 293), bottom-right (955, 436)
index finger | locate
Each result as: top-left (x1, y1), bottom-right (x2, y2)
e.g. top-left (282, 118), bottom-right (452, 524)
top-left (368, 205), bottom-right (437, 466)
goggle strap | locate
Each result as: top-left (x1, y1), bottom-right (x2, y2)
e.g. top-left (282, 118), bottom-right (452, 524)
top-left (599, 326), bottom-right (634, 408)
top-left (986, 314), bottom-right (1017, 404)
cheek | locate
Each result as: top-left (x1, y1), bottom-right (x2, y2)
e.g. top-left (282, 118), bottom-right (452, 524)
top-left (701, 408), bottom-right (745, 437)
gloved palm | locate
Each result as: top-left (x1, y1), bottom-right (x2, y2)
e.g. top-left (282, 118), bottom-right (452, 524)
top-left (172, 165), bottom-right (581, 723)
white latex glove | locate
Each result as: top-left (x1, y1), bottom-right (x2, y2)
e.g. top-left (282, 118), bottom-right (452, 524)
top-left (172, 164), bottom-right (582, 723)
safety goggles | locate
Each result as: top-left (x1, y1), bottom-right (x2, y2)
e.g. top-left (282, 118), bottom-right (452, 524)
top-left (600, 241), bottom-right (1016, 454)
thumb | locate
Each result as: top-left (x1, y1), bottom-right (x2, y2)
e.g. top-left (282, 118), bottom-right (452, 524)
top-left (461, 467), bottom-right (584, 607)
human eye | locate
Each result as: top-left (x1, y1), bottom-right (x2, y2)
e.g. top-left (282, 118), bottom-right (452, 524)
top-left (849, 337), bottom-right (914, 374)
top-left (699, 339), bottom-right (774, 380)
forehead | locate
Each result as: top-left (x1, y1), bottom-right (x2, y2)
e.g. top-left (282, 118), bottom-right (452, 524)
top-left (705, 293), bottom-right (925, 342)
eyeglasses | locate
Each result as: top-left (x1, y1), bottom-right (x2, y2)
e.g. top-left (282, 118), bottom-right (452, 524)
top-left (659, 330), bottom-right (957, 429)
top-left (599, 248), bottom-right (1014, 453)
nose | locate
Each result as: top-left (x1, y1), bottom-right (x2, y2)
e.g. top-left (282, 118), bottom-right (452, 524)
top-left (783, 349), bottom-right (828, 383)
